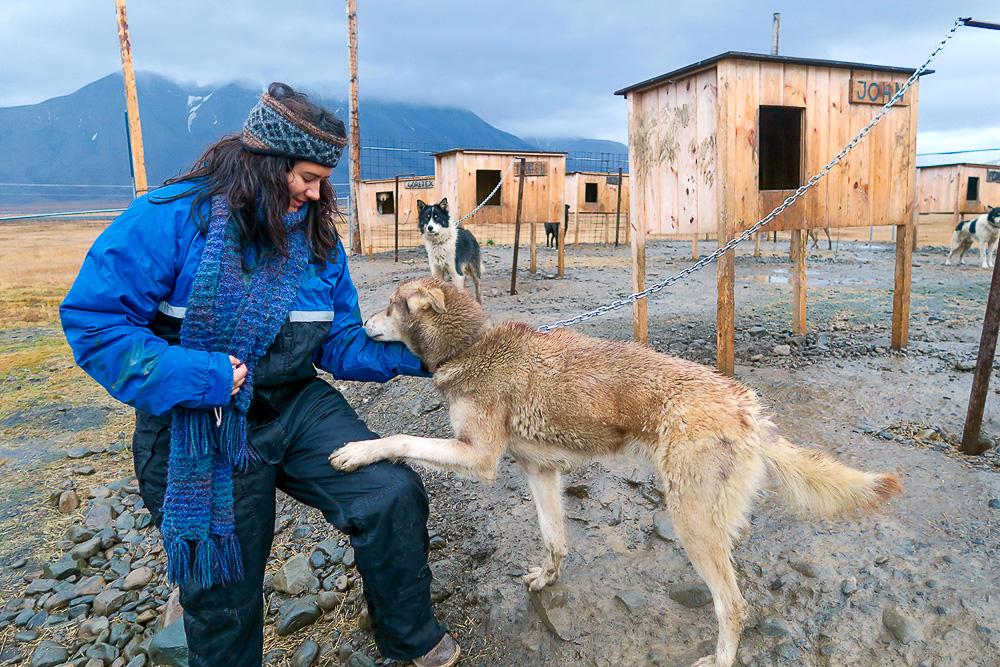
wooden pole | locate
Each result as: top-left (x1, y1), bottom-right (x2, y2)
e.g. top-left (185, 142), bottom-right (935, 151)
top-left (510, 158), bottom-right (526, 295)
top-left (890, 222), bottom-right (913, 349)
top-left (717, 218), bottom-right (735, 375)
top-left (573, 210), bottom-right (581, 245)
top-left (631, 198), bottom-right (648, 345)
top-left (614, 167), bottom-right (623, 247)
top-left (692, 235), bottom-right (699, 260)
top-left (115, 0), bottom-right (148, 197)
top-left (790, 229), bottom-right (807, 334)
top-left (346, 0), bottom-right (363, 256)
top-left (771, 12), bottom-right (781, 56)
top-left (393, 175), bottom-right (400, 262)
top-left (530, 222), bottom-right (537, 273)
top-left (558, 204), bottom-right (567, 277)
top-left (961, 255), bottom-right (1000, 455)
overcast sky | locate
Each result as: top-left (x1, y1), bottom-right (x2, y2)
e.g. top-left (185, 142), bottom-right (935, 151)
top-left (2, 1), bottom-right (998, 154)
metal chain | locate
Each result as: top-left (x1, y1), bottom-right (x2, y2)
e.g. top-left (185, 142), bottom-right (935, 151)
top-left (455, 158), bottom-right (518, 226)
top-left (537, 17), bottom-right (966, 333)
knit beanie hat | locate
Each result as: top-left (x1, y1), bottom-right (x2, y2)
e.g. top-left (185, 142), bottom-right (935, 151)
top-left (241, 87), bottom-right (347, 167)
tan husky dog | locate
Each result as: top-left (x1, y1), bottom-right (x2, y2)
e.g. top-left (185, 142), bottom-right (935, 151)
top-left (330, 277), bottom-right (901, 667)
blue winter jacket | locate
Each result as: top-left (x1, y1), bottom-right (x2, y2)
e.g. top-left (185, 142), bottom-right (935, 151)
top-left (60, 182), bottom-right (426, 417)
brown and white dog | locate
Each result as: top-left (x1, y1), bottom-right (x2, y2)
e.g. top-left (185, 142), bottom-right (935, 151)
top-left (945, 206), bottom-right (1000, 268)
top-left (331, 277), bottom-right (901, 667)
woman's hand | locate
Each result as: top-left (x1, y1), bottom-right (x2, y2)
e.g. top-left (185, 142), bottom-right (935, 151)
top-left (230, 355), bottom-right (247, 396)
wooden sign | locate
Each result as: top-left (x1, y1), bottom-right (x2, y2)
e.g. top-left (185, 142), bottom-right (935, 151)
top-left (404, 179), bottom-right (434, 189)
top-left (515, 161), bottom-right (547, 176)
top-left (850, 76), bottom-right (909, 106)
top-left (606, 175), bottom-right (621, 186)
top-left (987, 169), bottom-right (1000, 184)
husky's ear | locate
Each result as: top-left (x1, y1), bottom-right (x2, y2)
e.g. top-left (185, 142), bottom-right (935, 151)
top-left (406, 286), bottom-right (447, 314)
top-left (438, 197), bottom-right (448, 212)
top-left (417, 200), bottom-right (426, 214)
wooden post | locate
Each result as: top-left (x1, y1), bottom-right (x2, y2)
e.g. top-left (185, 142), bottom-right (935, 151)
top-left (346, 0), bottom-right (363, 256)
top-left (753, 232), bottom-right (762, 257)
top-left (530, 221), bottom-right (537, 273)
top-left (510, 158), bottom-right (526, 295)
top-left (961, 255), bottom-right (1000, 455)
top-left (717, 221), bottom-right (735, 375)
top-left (790, 229), bottom-right (807, 334)
top-left (393, 175), bottom-right (400, 262)
top-left (573, 210), bottom-right (581, 245)
top-left (631, 197), bottom-right (648, 346)
top-left (614, 167), bottom-right (623, 247)
top-left (890, 222), bottom-right (913, 349)
top-left (691, 235), bottom-right (699, 260)
top-left (115, 0), bottom-right (148, 197)
top-left (557, 222), bottom-right (566, 277)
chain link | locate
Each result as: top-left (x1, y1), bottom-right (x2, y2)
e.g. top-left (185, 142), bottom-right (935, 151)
top-left (455, 158), bottom-right (519, 226)
top-left (537, 17), bottom-right (966, 333)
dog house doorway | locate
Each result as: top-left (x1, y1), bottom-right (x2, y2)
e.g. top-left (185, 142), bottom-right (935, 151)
top-left (758, 106), bottom-right (803, 191)
top-left (476, 170), bottom-right (502, 206)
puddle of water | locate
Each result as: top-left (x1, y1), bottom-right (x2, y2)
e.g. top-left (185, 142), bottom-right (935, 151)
top-left (742, 268), bottom-right (873, 287)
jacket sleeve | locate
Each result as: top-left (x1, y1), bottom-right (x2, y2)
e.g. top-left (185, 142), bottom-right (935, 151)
top-left (315, 242), bottom-right (429, 382)
top-left (60, 197), bottom-right (234, 416)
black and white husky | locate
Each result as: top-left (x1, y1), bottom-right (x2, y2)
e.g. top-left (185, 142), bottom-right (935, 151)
top-left (945, 206), bottom-right (1000, 268)
top-left (417, 198), bottom-right (483, 302)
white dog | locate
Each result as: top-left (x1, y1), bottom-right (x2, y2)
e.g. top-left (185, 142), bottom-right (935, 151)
top-left (946, 207), bottom-right (1000, 268)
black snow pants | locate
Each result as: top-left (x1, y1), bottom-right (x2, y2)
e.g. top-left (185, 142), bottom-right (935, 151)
top-left (132, 378), bottom-right (445, 666)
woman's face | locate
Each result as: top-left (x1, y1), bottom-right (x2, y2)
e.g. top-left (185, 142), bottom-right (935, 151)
top-left (287, 160), bottom-right (333, 212)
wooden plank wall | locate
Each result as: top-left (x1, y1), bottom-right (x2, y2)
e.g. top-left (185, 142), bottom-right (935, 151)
top-left (627, 69), bottom-right (718, 236)
top-left (565, 173), bottom-right (630, 213)
top-left (917, 165), bottom-right (1000, 215)
top-left (435, 152), bottom-right (565, 225)
top-left (713, 62), bottom-right (918, 232)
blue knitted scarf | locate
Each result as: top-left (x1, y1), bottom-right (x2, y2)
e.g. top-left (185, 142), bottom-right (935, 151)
top-left (161, 196), bottom-right (311, 587)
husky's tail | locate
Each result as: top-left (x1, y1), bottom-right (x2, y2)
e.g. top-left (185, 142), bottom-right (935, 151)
top-left (762, 436), bottom-right (901, 517)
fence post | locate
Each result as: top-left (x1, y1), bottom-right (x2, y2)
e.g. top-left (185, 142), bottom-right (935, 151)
top-left (961, 253), bottom-right (1000, 455)
top-left (530, 221), bottom-right (537, 273)
top-left (115, 0), bottom-right (148, 197)
top-left (393, 175), bottom-right (400, 262)
top-left (558, 221), bottom-right (566, 277)
top-left (510, 157), bottom-right (526, 295)
top-left (614, 167), bottom-right (623, 247)
top-left (573, 210), bottom-right (580, 245)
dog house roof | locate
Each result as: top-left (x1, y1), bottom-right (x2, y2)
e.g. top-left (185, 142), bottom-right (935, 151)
top-left (433, 148), bottom-right (566, 157)
top-left (614, 51), bottom-right (931, 97)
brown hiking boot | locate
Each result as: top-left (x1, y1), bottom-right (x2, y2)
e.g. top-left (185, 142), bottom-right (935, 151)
top-left (412, 633), bottom-right (461, 667)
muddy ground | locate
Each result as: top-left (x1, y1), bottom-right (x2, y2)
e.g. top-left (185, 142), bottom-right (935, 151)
top-left (1, 237), bottom-right (999, 667)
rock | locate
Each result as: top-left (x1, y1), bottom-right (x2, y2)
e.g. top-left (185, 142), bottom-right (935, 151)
top-left (123, 566), bottom-right (153, 591)
top-left (954, 360), bottom-right (976, 372)
top-left (70, 535), bottom-right (103, 561)
top-left (316, 591), bottom-right (340, 611)
top-left (67, 525), bottom-right (97, 544)
top-left (290, 640), bottom-right (319, 667)
top-left (308, 551), bottom-right (327, 569)
top-left (429, 535), bottom-right (447, 550)
top-left (74, 465), bottom-right (97, 476)
top-left (134, 511), bottom-right (152, 530)
top-left (314, 539), bottom-right (340, 558)
top-left (346, 652), bottom-right (376, 667)
top-left (161, 588), bottom-right (183, 629)
top-left (759, 617), bottom-right (792, 638)
top-left (89, 486), bottom-right (112, 499)
top-left (841, 577), bottom-right (858, 596)
top-left (26, 578), bottom-right (56, 594)
top-left (564, 482), bottom-right (590, 499)
top-left (748, 325), bottom-right (767, 337)
top-left (42, 587), bottom-right (77, 612)
top-left (273, 555), bottom-right (312, 596)
top-left (773, 641), bottom-right (801, 661)
top-left (58, 491), bottom-right (80, 514)
top-left (15, 630), bottom-right (39, 642)
top-left (79, 615), bottom-right (110, 641)
top-left (275, 598), bottom-right (322, 636)
top-left (149, 617), bottom-right (189, 666)
top-left (115, 512), bottom-right (136, 532)
top-left (29, 641), bottom-right (69, 667)
top-left (334, 575), bottom-right (349, 592)
top-left (85, 501), bottom-right (115, 530)
top-left (125, 656), bottom-right (148, 667)
top-left (67, 447), bottom-right (92, 459)
top-left (615, 590), bottom-right (648, 615)
top-left (93, 589), bottom-right (127, 616)
top-left (74, 575), bottom-right (105, 597)
top-left (44, 554), bottom-right (82, 581)
top-left (669, 582), bottom-right (712, 608)
top-left (789, 559), bottom-right (819, 578)
top-left (11, 556), bottom-right (27, 569)
top-left (773, 344), bottom-right (791, 356)
top-left (84, 660), bottom-right (104, 667)
top-left (652, 510), bottom-right (675, 541)
top-left (342, 547), bottom-right (356, 568)
top-left (529, 586), bottom-right (580, 641)
top-left (989, 498), bottom-right (1000, 510)
top-left (883, 606), bottom-right (921, 644)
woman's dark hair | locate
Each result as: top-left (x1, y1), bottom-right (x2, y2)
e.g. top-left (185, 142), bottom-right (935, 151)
top-left (158, 82), bottom-right (345, 262)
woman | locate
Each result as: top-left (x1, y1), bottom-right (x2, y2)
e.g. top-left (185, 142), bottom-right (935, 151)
top-left (61, 83), bottom-right (459, 667)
